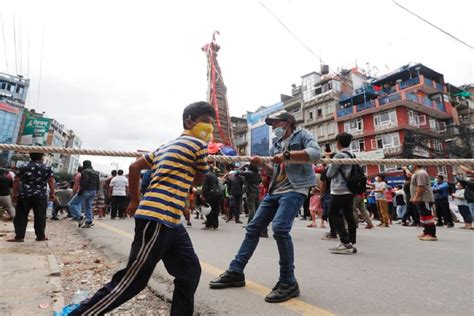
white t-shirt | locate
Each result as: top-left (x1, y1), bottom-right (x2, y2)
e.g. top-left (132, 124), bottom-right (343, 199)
top-left (110, 175), bottom-right (128, 196)
top-left (374, 181), bottom-right (387, 200)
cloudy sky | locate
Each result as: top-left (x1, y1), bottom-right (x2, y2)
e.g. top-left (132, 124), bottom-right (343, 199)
top-left (1, 0), bottom-right (473, 173)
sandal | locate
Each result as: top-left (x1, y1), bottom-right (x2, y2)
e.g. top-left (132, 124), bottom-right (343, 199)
top-left (7, 238), bottom-right (24, 242)
top-left (307, 223), bottom-right (317, 228)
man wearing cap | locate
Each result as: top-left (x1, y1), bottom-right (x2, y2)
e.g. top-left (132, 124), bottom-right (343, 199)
top-left (210, 112), bottom-right (320, 303)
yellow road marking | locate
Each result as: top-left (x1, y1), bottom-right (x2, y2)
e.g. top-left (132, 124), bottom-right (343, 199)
top-left (95, 221), bottom-right (335, 316)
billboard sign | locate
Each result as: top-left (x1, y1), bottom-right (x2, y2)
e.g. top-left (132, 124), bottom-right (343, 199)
top-left (21, 115), bottom-right (51, 146)
top-left (246, 102), bottom-right (284, 126)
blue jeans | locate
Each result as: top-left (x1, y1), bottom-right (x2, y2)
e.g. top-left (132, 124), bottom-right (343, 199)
top-left (229, 191), bottom-right (306, 284)
top-left (396, 205), bottom-right (406, 219)
top-left (469, 203), bottom-right (474, 219)
top-left (69, 191), bottom-right (96, 223)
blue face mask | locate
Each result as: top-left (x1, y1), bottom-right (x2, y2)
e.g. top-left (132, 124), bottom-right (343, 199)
top-left (274, 126), bottom-right (286, 139)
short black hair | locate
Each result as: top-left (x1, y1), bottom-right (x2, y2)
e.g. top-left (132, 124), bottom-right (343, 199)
top-left (182, 101), bottom-right (216, 129)
top-left (78, 166), bottom-right (84, 173)
top-left (118, 169), bottom-right (124, 175)
top-left (83, 160), bottom-right (92, 168)
top-left (377, 173), bottom-right (385, 181)
top-left (437, 175), bottom-right (444, 180)
top-left (335, 132), bottom-right (353, 148)
top-left (111, 170), bottom-right (117, 176)
top-left (30, 152), bottom-right (44, 161)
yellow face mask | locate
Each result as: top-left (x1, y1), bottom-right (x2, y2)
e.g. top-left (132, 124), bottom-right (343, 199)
top-left (191, 122), bottom-right (214, 142)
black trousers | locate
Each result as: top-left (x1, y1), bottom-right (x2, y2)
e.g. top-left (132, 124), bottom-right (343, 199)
top-left (14, 196), bottom-right (47, 240)
top-left (328, 194), bottom-right (356, 245)
top-left (435, 198), bottom-right (453, 225)
top-left (111, 196), bottom-right (127, 218)
top-left (229, 194), bottom-right (243, 221)
top-left (70, 219), bottom-right (201, 316)
top-left (206, 198), bottom-right (221, 228)
top-left (402, 202), bottom-right (420, 224)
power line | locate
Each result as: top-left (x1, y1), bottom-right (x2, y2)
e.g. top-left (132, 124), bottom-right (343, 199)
top-left (258, 1), bottom-right (323, 64)
top-left (392, 0), bottom-right (473, 50)
top-left (0, 13), bottom-right (9, 73)
top-left (12, 14), bottom-right (18, 75)
top-left (37, 25), bottom-right (45, 109)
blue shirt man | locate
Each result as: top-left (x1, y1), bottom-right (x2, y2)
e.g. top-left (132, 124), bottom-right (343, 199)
top-left (210, 112), bottom-right (320, 304)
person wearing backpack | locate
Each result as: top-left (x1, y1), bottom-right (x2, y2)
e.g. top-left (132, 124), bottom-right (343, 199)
top-left (326, 132), bottom-right (358, 254)
top-left (69, 160), bottom-right (100, 228)
top-left (201, 168), bottom-right (223, 230)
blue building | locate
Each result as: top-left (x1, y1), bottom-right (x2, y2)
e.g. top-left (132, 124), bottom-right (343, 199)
top-left (247, 102), bottom-right (284, 156)
top-left (0, 72), bottom-right (30, 163)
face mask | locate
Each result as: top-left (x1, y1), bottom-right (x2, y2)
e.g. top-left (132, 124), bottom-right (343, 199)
top-left (456, 185), bottom-right (462, 190)
top-left (274, 124), bottom-right (288, 139)
top-left (190, 122), bottom-right (213, 142)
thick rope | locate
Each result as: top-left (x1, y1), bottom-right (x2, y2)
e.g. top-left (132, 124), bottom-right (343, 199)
top-left (0, 143), bottom-right (473, 166)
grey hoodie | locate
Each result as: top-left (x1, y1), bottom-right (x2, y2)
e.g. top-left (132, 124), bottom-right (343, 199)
top-left (326, 149), bottom-right (353, 195)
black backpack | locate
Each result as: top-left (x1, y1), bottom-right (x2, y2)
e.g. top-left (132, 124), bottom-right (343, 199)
top-left (463, 180), bottom-right (474, 203)
top-left (338, 151), bottom-right (367, 195)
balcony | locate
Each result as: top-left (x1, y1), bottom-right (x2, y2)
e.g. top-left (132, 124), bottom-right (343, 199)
top-left (383, 145), bottom-right (402, 155)
top-left (356, 100), bottom-right (375, 112)
top-left (399, 77), bottom-right (420, 89)
top-left (434, 101), bottom-right (445, 112)
top-left (422, 96), bottom-right (433, 107)
top-left (374, 121), bottom-right (398, 132)
top-left (380, 92), bottom-right (401, 105)
top-left (419, 77), bottom-right (440, 94)
top-left (337, 107), bottom-right (354, 118)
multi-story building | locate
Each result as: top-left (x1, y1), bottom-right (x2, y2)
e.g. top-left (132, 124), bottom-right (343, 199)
top-left (247, 102), bottom-right (284, 156)
top-left (15, 108), bottom-right (81, 173)
top-left (282, 84), bottom-right (303, 130)
top-left (335, 63), bottom-right (457, 181)
top-left (63, 130), bottom-right (82, 174)
top-left (231, 116), bottom-right (248, 156)
top-left (0, 72), bottom-right (30, 163)
top-left (301, 67), bottom-right (366, 152)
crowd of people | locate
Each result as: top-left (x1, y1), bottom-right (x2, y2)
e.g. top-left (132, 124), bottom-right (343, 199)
top-left (1, 102), bottom-right (473, 315)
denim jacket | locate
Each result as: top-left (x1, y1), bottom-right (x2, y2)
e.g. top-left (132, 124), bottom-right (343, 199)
top-left (270, 129), bottom-right (320, 189)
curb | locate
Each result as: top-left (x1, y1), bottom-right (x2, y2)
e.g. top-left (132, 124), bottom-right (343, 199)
top-left (46, 243), bottom-right (65, 312)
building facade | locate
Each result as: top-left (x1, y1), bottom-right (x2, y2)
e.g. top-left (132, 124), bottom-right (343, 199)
top-left (231, 116), bottom-right (248, 156)
top-left (335, 63), bottom-right (458, 181)
top-left (0, 72), bottom-right (30, 164)
top-left (247, 102), bottom-right (284, 157)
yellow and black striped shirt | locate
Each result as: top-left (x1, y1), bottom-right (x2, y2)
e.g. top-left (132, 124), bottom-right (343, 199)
top-left (135, 131), bottom-right (209, 227)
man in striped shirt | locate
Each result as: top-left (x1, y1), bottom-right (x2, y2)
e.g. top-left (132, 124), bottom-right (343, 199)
top-left (70, 101), bottom-right (215, 316)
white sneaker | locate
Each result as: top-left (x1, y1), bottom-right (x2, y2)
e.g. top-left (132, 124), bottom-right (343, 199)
top-left (329, 243), bottom-right (356, 254)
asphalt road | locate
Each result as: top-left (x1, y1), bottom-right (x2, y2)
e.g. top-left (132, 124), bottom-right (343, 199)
top-left (77, 215), bottom-right (474, 316)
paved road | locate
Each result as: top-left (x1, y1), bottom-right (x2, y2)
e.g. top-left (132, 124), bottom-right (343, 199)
top-left (77, 215), bottom-right (473, 315)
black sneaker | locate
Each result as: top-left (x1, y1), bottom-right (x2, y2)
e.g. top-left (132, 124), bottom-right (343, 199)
top-left (82, 222), bottom-right (94, 228)
top-left (209, 270), bottom-right (245, 289)
top-left (260, 231), bottom-right (269, 238)
top-left (265, 281), bottom-right (300, 303)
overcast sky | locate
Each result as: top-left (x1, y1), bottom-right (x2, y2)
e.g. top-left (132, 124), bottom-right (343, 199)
top-left (1, 0), bottom-right (473, 173)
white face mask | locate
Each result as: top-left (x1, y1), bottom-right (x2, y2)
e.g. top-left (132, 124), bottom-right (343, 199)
top-left (274, 127), bottom-right (285, 139)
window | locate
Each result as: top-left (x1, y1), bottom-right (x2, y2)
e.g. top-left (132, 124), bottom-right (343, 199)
top-left (379, 165), bottom-right (402, 173)
top-left (327, 122), bottom-right (336, 135)
top-left (437, 166), bottom-right (447, 176)
top-left (316, 108), bottom-right (323, 118)
top-left (408, 110), bottom-right (426, 127)
top-left (374, 110), bottom-right (397, 129)
top-left (325, 104), bottom-right (334, 116)
top-left (350, 139), bottom-right (365, 152)
top-left (371, 132), bottom-right (400, 149)
top-left (433, 139), bottom-right (443, 151)
top-left (317, 124), bottom-right (326, 137)
top-left (251, 125), bottom-right (270, 156)
top-left (344, 118), bottom-right (363, 134)
top-left (308, 111), bottom-right (314, 120)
